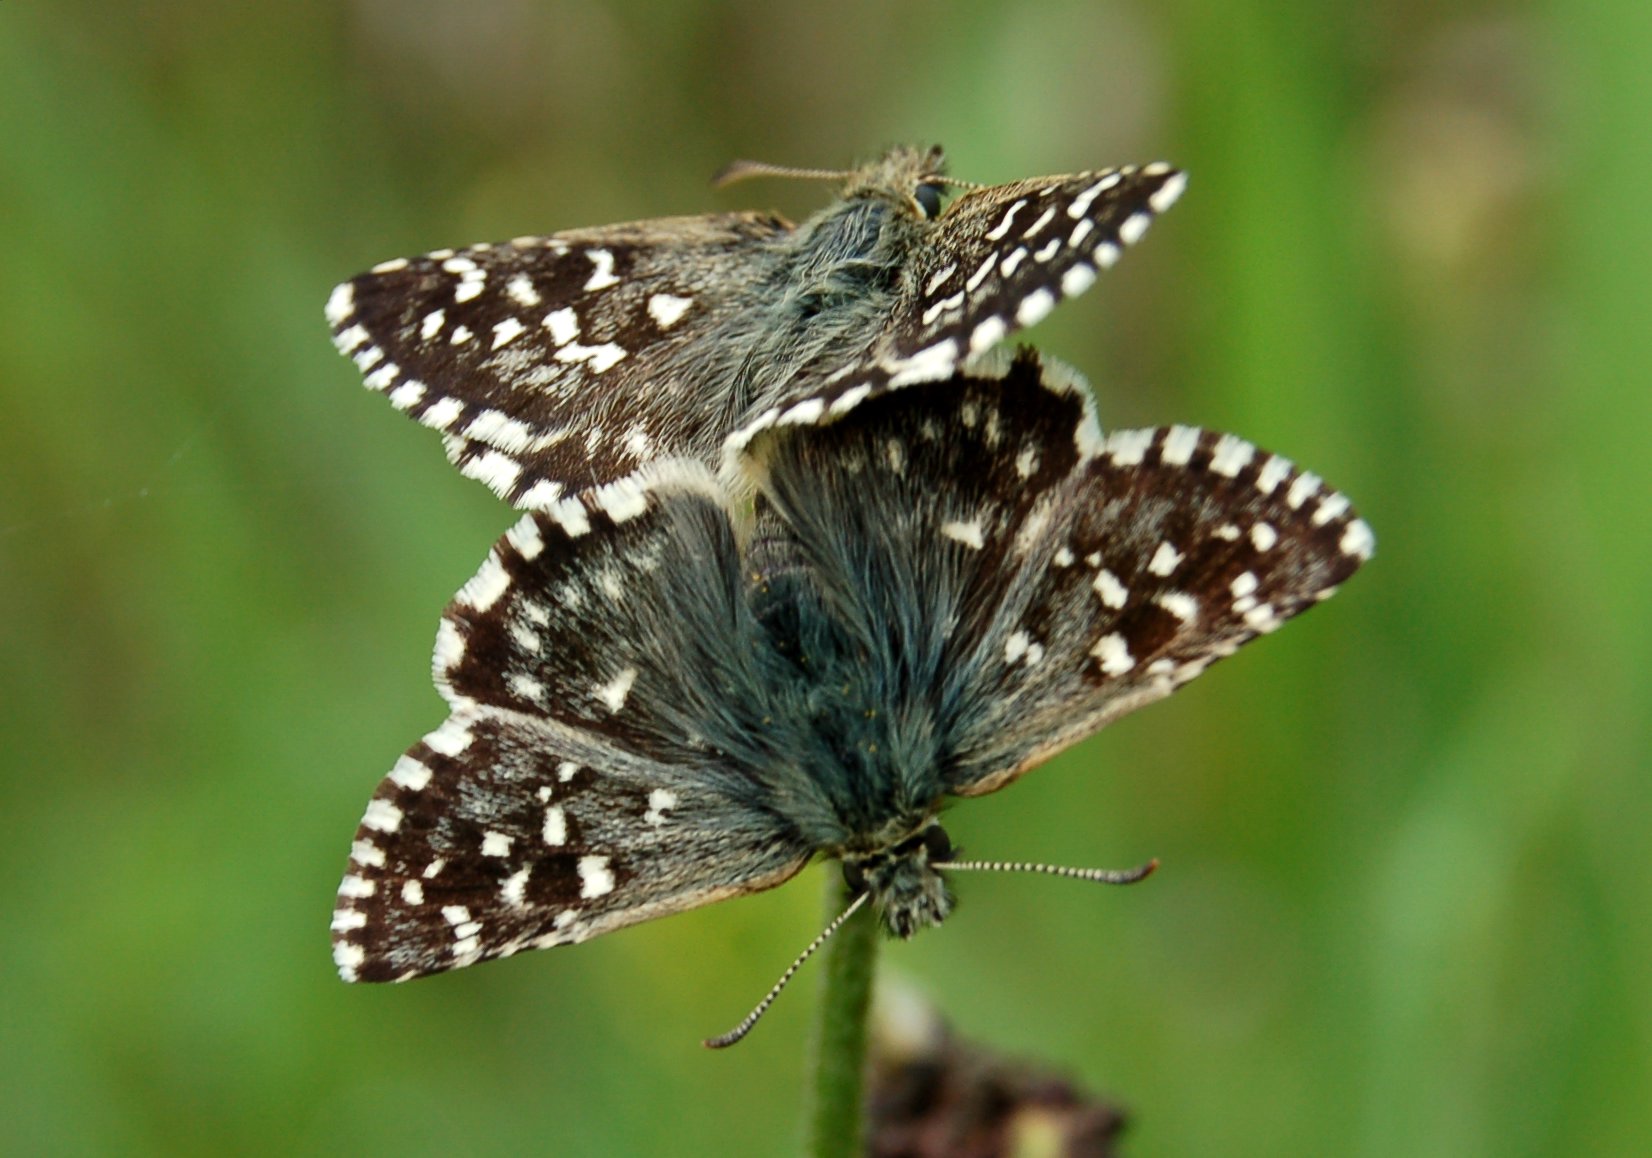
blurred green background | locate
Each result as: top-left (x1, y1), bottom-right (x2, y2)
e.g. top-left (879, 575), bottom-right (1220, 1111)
top-left (3, 1), bottom-right (1647, 1154)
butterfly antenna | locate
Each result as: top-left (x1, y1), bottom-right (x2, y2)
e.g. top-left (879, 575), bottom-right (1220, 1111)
top-left (933, 858), bottom-right (1160, 885)
top-left (712, 159), bottom-right (853, 188)
top-left (703, 889), bottom-right (871, 1049)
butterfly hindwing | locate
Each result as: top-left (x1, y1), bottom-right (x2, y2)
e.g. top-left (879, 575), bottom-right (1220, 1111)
top-left (331, 464), bottom-right (819, 982)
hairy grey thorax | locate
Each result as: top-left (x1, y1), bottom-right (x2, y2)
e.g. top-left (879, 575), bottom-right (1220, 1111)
top-left (682, 154), bottom-right (941, 435)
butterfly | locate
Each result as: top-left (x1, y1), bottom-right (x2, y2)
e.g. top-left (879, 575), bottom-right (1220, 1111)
top-left (324, 146), bottom-right (1185, 507)
top-left (330, 347), bottom-right (1374, 1006)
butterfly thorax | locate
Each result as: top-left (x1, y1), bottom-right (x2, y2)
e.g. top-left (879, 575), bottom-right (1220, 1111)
top-left (701, 148), bottom-right (948, 423)
top-left (781, 646), bottom-right (958, 939)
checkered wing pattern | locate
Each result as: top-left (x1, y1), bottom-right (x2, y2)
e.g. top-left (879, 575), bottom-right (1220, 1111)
top-left (740, 348), bottom-right (1373, 800)
top-left (327, 147), bottom-right (1184, 506)
top-left (331, 464), bottom-right (819, 982)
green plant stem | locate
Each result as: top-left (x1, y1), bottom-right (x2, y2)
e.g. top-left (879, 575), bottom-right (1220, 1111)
top-left (805, 872), bottom-right (879, 1158)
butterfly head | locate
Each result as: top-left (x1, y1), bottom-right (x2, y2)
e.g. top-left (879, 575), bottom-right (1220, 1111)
top-left (839, 145), bottom-right (950, 220)
top-left (842, 822), bottom-right (956, 939)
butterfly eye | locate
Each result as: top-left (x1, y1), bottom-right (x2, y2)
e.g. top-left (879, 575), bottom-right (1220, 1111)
top-left (913, 181), bottom-right (944, 219)
top-left (842, 860), bottom-right (868, 893)
top-left (922, 825), bottom-right (953, 863)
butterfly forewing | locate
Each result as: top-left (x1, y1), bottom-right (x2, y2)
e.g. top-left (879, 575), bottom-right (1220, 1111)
top-left (332, 464), bottom-right (819, 982)
top-left (330, 147), bottom-right (1184, 503)
top-left (327, 213), bottom-right (793, 508)
top-left (943, 422), bottom-right (1373, 796)
top-left (740, 348), bottom-right (1373, 800)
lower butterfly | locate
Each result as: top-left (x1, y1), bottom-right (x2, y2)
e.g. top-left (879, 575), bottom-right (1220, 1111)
top-left (331, 346), bottom-right (1372, 1026)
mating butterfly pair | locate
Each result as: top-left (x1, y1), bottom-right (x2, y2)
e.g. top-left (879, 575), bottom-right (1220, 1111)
top-left (327, 148), bottom-right (1372, 1034)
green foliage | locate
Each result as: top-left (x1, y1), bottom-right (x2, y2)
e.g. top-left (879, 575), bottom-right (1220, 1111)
top-left (2, 2), bottom-right (1646, 1154)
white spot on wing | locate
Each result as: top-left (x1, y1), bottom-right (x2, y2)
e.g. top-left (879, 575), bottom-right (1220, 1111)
top-left (506, 516), bottom-right (545, 561)
top-left (481, 832), bottom-right (513, 857)
top-left (597, 667), bottom-right (638, 713)
top-left (432, 618), bottom-right (466, 673)
top-left (583, 249), bottom-right (620, 291)
top-left (491, 317), bottom-right (528, 349)
top-left (459, 450), bottom-right (523, 496)
top-left (542, 805), bottom-right (567, 846)
top-left (425, 716), bottom-right (474, 757)
top-left (780, 398), bottom-right (826, 425)
top-left (1015, 288), bottom-right (1055, 327)
top-left (1313, 492), bottom-right (1351, 526)
top-left (325, 282), bottom-right (355, 325)
top-left (1118, 211), bottom-right (1152, 246)
top-left (941, 519), bottom-right (985, 550)
top-left (1341, 518), bottom-right (1375, 560)
top-left (644, 788), bottom-right (678, 826)
top-left (593, 477), bottom-right (648, 522)
top-left (1093, 569), bottom-right (1128, 609)
top-left (363, 798), bottom-right (402, 833)
top-left (1060, 263), bottom-right (1097, 298)
top-left (969, 316), bottom-right (1007, 353)
top-left (457, 551), bottom-right (511, 611)
top-left (1210, 434), bottom-right (1255, 477)
top-left (1256, 455), bottom-right (1293, 495)
top-left (1023, 204), bottom-right (1057, 238)
top-left (1091, 632), bottom-right (1135, 674)
top-left (1160, 425), bottom-right (1200, 466)
top-left (921, 291), bottom-right (965, 326)
top-left (1148, 541), bottom-right (1184, 576)
top-left (555, 342), bottom-right (627, 373)
top-left (502, 866), bottom-right (531, 907)
top-left (984, 198), bottom-right (1026, 241)
top-left (389, 756), bottom-right (433, 792)
top-left (1004, 630), bottom-right (1030, 664)
top-left (1105, 429), bottom-right (1154, 466)
top-left (420, 309), bottom-right (446, 341)
top-left (648, 293), bottom-right (692, 329)
top-left (338, 873), bottom-right (375, 899)
top-left (578, 855), bottom-right (615, 898)
top-left (1068, 172), bottom-right (1122, 218)
top-left (506, 672), bottom-right (544, 702)
top-left (888, 338), bottom-right (958, 386)
top-left (1287, 472), bottom-right (1322, 510)
top-left (506, 274), bottom-right (541, 307)
top-left (543, 307), bottom-right (580, 346)
top-left (1150, 171), bottom-right (1188, 213)
top-left (1156, 591), bottom-right (1199, 622)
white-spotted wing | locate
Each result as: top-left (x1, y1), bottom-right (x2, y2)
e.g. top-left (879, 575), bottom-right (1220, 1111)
top-left (332, 348), bottom-right (1371, 981)
top-left (326, 147), bottom-right (1183, 508)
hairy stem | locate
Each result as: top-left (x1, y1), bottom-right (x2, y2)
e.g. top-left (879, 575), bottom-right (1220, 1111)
top-left (805, 872), bottom-right (879, 1158)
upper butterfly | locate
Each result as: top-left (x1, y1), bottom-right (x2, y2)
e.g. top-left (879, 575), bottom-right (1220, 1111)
top-left (324, 145), bottom-right (1185, 507)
